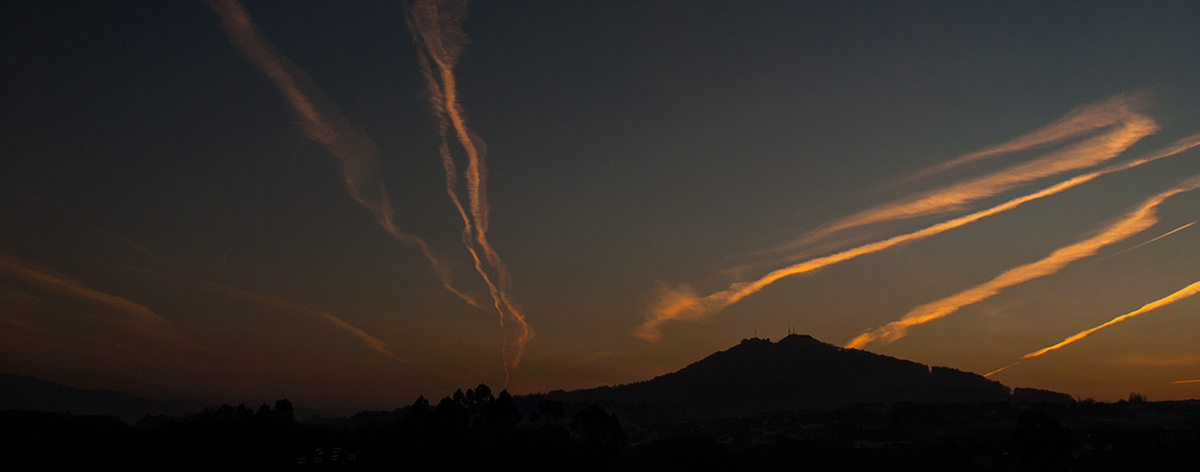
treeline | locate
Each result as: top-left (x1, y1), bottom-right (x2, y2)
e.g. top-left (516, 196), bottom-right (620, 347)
top-left (0, 384), bottom-right (628, 470)
top-left (353, 384), bottom-right (627, 470)
top-left (5, 385), bottom-right (1198, 470)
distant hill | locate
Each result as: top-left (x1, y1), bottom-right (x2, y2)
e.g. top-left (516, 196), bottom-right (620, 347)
top-left (0, 373), bottom-right (206, 423)
top-left (542, 334), bottom-right (1063, 421)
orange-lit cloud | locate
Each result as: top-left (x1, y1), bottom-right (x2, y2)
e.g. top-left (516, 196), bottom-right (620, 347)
top-left (987, 280), bottom-right (1200, 377)
top-left (769, 93), bottom-right (1157, 255)
top-left (848, 176), bottom-right (1200, 349)
top-left (203, 0), bottom-right (477, 307)
top-left (637, 134), bottom-right (1200, 342)
top-left (0, 252), bottom-right (166, 328)
top-left (406, 0), bottom-right (533, 372)
top-left (570, 350), bottom-right (622, 366)
top-left (193, 279), bottom-right (405, 362)
top-left (320, 314), bottom-right (404, 362)
top-left (903, 92), bottom-right (1153, 181)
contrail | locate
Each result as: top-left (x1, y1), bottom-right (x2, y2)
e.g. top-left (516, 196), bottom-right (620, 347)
top-left (405, 0), bottom-right (533, 373)
top-left (0, 252), bottom-right (167, 328)
top-left (1093, 221), bottom-right (1196, 262)
top-left (847, 175), bottom-right (1200, 349)
top-left (636, 134), bottom-right (1200, 342)
top-left (1173, 379), bottom-right (1200, 384)
top-left (193, 279), bottom-right (407, 362)
top-left (987, 280), bottom-right (1200, 377)
top-left (203, 0), bottom-right (478, 307)
top-left (766, 93), bottom-right (1157, 256)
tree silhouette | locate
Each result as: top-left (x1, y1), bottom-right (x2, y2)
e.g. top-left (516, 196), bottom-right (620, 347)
top-left (273, 398), bottom-right (294, 424)
top-left (484, 390), bottom-right (522, 431)
top-left (532, 399), bottom-right (566, 427)
top-left (571, 405), bottom-right (627, 452)
top-left (1013, 409), bottom-right (1073, 469)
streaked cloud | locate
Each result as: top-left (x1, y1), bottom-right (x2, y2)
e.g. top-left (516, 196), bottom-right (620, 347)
top-left (0, 252), bottom-right (166, 327)
top-left (903, 92), bottom-right (1153, 181)
top-left (848, 176), bottom-right (1200, 349)
top-left (637, 134), bottom-right (1200, 342)
top-left (570, 350), bottom-right (622, 366)
top-left (768, 93), bottom-right (1157, 256)
top-left (192, 279), bottom-right (406, 362)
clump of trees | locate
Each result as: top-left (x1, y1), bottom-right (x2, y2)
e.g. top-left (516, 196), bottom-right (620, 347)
top-left (388, 384), bottom-right (627, 470)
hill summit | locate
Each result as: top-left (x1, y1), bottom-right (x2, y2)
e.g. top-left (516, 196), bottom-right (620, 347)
top-left (546, 334), bottom-right (1052, 420)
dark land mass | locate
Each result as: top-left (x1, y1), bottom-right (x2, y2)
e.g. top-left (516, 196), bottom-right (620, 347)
top-left (3, 335), bottom-right (1200, 470)
top-left (536, 334), bottom-right (1067, 422)
top-left (0, 373), bottom-right (206, 423)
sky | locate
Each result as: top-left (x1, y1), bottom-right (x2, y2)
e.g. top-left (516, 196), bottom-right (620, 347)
top-left (3, 0), bottom-right (1200, 413)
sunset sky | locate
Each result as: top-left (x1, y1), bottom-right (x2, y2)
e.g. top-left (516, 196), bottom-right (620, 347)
top-left (4, 1), bottom-right (1200, 413)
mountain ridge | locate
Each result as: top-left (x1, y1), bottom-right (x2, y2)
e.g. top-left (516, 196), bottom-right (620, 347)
top-left (540, 334), bottom-right (1067, 420)
top-left (1, 334), bottom-right (1072, 423)
top-left (0, 373), bottom-right (206, 423)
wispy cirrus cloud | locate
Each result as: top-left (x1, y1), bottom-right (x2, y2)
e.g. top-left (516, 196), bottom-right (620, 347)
top-left (765, 93), bottom-right (1157, 257)
top-left (903, 92), bottom-right (1154, 181)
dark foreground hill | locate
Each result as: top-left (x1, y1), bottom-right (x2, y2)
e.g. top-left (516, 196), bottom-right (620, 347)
top-left (541, 334), bottom-right (1067, 421)
top-left (0, 373), bottom-right (205, 423)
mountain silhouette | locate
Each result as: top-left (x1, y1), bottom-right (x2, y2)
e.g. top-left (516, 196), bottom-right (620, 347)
top-left (543, 334), bottom-right (1057, 420)
top-left (0, 373), bottom-right (206, 423)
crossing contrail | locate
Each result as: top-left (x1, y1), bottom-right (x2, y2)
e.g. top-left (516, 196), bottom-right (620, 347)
top-left (204, 0), bottom-right (478, 307)
top-left (987, 279), bottom-right (1200, 377)
top-left (1093, 221), bottom-right (1196, 262)
top-left (405, 0), bottom-right (533, 374)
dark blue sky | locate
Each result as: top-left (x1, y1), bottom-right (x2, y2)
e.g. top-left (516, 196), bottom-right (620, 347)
top-left (4, 1), bottom-right (1200, 411)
